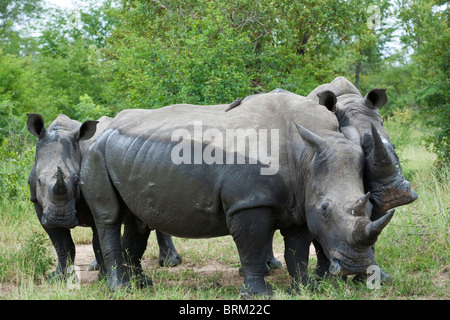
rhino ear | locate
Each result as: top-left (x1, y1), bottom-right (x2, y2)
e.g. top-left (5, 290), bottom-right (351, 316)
top-left (294, 122), bottom-right (327, 153)
top-left (317, 90), bottom-right (337, 113)
top-left (73, 120), bottom-right (99, 141)
top-left (364, 88), bottom-right (388, 109)
top-left (27, 113), bottom-right (47, 139)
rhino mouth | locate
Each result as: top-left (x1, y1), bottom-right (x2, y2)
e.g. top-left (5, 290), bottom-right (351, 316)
top-left (41, 202), bottom-right (78, 229)
top-left (370, 179), bottom-right (418, 212)
top-left (328, 249), bottom-right (376, 276)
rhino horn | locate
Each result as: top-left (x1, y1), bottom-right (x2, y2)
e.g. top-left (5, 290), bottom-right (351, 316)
top-left (294, 122), bottom-right (327, 153)
top-left (370, 123), bottom-right (392, 165)
top-left (368, 209), bottom-right (395, 237)
top-left (347, 192), bottom-right (371, 216)
top-left (354, 209), bottom-right (395, 247)
top-left (53, 166), bottom-right (68, 196)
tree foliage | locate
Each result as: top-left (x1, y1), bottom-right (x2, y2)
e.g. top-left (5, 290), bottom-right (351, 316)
top-left (396, 0), bottom-right (449, 165)
top-left (99, 0), bottom-right (392, 109)
top-left (0, 0), bottom-right (447, 166)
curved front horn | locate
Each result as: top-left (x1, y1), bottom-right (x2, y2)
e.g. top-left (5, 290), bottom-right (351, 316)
top-left (367, 209), bottom-right (395, 239)
top-left (353, 209), bottom-right (395, 247)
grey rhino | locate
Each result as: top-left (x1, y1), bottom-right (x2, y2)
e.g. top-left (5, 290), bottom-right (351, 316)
top-left (27, 113), bottom-right (181, 281)
top-left (306, 77), bottom-right (418, 217)
top-left (245, 78), bottom-right (417, 280)
top-left (80, 94), bottom-right (393, 296)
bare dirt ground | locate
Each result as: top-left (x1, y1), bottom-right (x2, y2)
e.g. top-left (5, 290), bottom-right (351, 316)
top-left (0, 243), bottom-right (318, 298)
top-left (75, 244), bottom-right (301, 287)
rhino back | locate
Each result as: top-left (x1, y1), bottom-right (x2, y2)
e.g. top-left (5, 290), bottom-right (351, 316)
top-left (98, 105), bottom-right (288, 237)
top-left (87, 97), bottom-right (339, 237)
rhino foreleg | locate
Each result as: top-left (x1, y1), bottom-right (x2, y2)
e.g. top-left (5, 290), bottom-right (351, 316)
top-left (312, 239), bottom-right (330, 279)
top-left (44, 226), bottom-right (75, 280)
top-left (281, 225), bottom-right (313, 293)
top-left (80, 146), bottom-right (129, 291)
top-left (228, 207), bottom-right (275, 298)
top-left (34, 201), bottom-right (75, 280)
top-left (97, 219), bottom-right (128, 290)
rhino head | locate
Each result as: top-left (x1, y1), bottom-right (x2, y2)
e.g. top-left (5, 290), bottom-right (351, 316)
top-left (296, 124), bottom-right (393, 276)
top-left (27, 113), bottom-right (98, 229)
top-left (308, 77), bottom-right (417, 214)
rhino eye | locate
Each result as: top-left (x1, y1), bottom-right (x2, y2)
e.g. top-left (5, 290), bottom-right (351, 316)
top-left (37, 178), bottom-right (42, 185)
top-left (321, 202), bottom-right (332, 221)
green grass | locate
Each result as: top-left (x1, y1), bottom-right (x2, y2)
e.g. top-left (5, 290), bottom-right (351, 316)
top-left (0, 113), bottom-right (448, 299)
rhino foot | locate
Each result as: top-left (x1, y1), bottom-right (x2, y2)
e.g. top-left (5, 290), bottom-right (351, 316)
top-left (238, 257), bottom-right (283, 277)
top-left (240, 277), bottom-right (273, 299)
top-left (88, 260), bottom-right (100, 271)
top-left (133, 273), bottom-right (153, 288)
top-left (158, 251), bottom-right (182, 267)
top-left (106, 268), bottom-right (131, 291)
top-left (267, 256), bottom-right (283, 270)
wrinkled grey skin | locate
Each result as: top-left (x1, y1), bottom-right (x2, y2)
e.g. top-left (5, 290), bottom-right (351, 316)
top-left (27, 113), bottom-right (181, 281)
top-left (240, 79), bottom-right (417, 282)
top-left (80, 94), bottom-right (393, 296)
top-left (306, 77), bottom-right (418, 217)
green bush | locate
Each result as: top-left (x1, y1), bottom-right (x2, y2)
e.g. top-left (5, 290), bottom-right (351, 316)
top-left (72, 94), bottom-right (112, 122)
top-left (19, 232), bottom-right (54, 280)
top-left (0, 138), bottom-right (34, 201)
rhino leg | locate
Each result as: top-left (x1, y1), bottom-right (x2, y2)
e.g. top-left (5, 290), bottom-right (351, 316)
top-left (34, 201), bottom-right (75, 280)
top-left (91, 225), bottom-right (107, 279)
top-left (121, 212), bottom-right (152, 287)
top-left (228, 207), bottom-right (274, 298)
top-left (238, 231), bottom-right (282, 277)
top-left (312, 239), bottom-right (330, 279)
top-left (266, 230), bottom-right (283, 270)
top-left (281, 225), bottom-right (313, 293)
top-left (156, 231), bottom-right (182, 267)
top-left (99, 220), bottom-right (128, 291)
top-left (81, 148), bottom-right (129, 291)
top-left (44, 226), bottom-right (75, 280)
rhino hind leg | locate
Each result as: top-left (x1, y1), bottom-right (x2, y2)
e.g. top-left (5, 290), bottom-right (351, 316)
top-left (228, 207), bottom-right (275, 298)
top-left (156, 231), bottom-right (182, 267)
top-left (121, 211), bottom-right (152, 287)
top-left (266, 230), bottom-right (283, 270)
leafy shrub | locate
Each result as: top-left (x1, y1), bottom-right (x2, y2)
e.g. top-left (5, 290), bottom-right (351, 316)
top-left (72, 94), bottom-right (112, 122)
top-left (19, 232), bottom-right (54, 280)
top-left (0, 138), bottom-right (34, 201)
